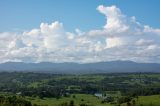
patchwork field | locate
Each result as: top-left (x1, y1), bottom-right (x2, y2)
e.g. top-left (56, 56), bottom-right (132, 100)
top-left (27, 94), bottom-right (160, 106)
top-left (27, 94), bottom-right (112, 106)
top-left (0, 72), bottom-right (159, 106)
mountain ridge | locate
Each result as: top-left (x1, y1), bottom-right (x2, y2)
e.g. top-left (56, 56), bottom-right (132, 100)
top-left (0, 61), bottom-right (159, 74)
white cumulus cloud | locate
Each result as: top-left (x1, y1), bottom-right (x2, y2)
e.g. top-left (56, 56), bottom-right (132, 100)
top-left (0, 5), bottom-right (160, 63)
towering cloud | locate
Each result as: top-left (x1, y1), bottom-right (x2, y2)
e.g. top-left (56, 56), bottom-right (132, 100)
top-left (97, 5), bottom-right (129, 33)
top-left (0, 5), bottom-right (160, 63)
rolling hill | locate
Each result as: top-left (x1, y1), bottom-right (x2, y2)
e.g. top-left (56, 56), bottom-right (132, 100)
top-left (0, 61), bottom-right (159, 74)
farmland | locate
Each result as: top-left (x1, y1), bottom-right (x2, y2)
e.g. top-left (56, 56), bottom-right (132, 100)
top-left (0, 72), bottom-right (159, 106)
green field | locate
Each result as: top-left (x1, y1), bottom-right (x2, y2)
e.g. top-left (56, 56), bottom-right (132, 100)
top-left (120, 95), bottom-right (160, 106)
top-left (27, 94), bottom-right (112, 106)
top-left (0, 72), bottom-right (160, 106)
top-left (135, 95), bottom-right (160, 106)
top-left (27, 94), bottom-right (160, 106)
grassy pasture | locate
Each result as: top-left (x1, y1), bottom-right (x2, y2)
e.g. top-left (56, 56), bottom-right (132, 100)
top-left (28, 94), bottom-right (160, 106)
top-left (27, 94), bottom-right (112, 106)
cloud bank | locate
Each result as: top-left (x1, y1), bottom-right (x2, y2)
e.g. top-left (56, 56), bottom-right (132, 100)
top-left (0, 5), bottom-right (160, 63)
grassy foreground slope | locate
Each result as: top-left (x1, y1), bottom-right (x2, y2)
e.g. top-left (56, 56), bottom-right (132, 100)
top-left (121, 95), bottom-right (160, 106)
top-left (136, 95), bottom-right (160, 106)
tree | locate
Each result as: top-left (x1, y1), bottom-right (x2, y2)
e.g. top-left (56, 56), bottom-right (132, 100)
top-left (127, 102), bottom-right (131, 106)
top-left (69, 100), bottom-right (74, 106)
top-left (72, 95), bottom-right (76, 98)
top-left (59, 102), bottom-right (68, 106)
top-left (79, 103), bottom-right (86, 106)
top-left (132, 100), bottom-right (136, 106)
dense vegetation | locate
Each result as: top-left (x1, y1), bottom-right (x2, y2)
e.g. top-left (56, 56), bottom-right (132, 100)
top-left (0, 72), bottom-right (159, 106)
top-left (0, 96), bottom-right (31, 106)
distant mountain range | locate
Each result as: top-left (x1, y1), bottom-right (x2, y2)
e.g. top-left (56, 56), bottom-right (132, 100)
top-left (0, 61), bottom-right (159, 74)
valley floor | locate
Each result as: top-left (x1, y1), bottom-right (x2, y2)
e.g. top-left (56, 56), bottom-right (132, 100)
top-left (0, 72), bottom-right (160, 106)
top-left (26, 94), bottom-right (160, 106)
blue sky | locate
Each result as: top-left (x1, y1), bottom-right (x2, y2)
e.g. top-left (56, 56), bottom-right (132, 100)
top-left (0, 0), bottom-right (160, 63)
top-left (0, 0), bottom-right (160, 32)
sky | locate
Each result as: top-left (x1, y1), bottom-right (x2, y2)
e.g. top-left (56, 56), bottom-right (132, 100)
top-left (0, 0), bottom-right (160, 63)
